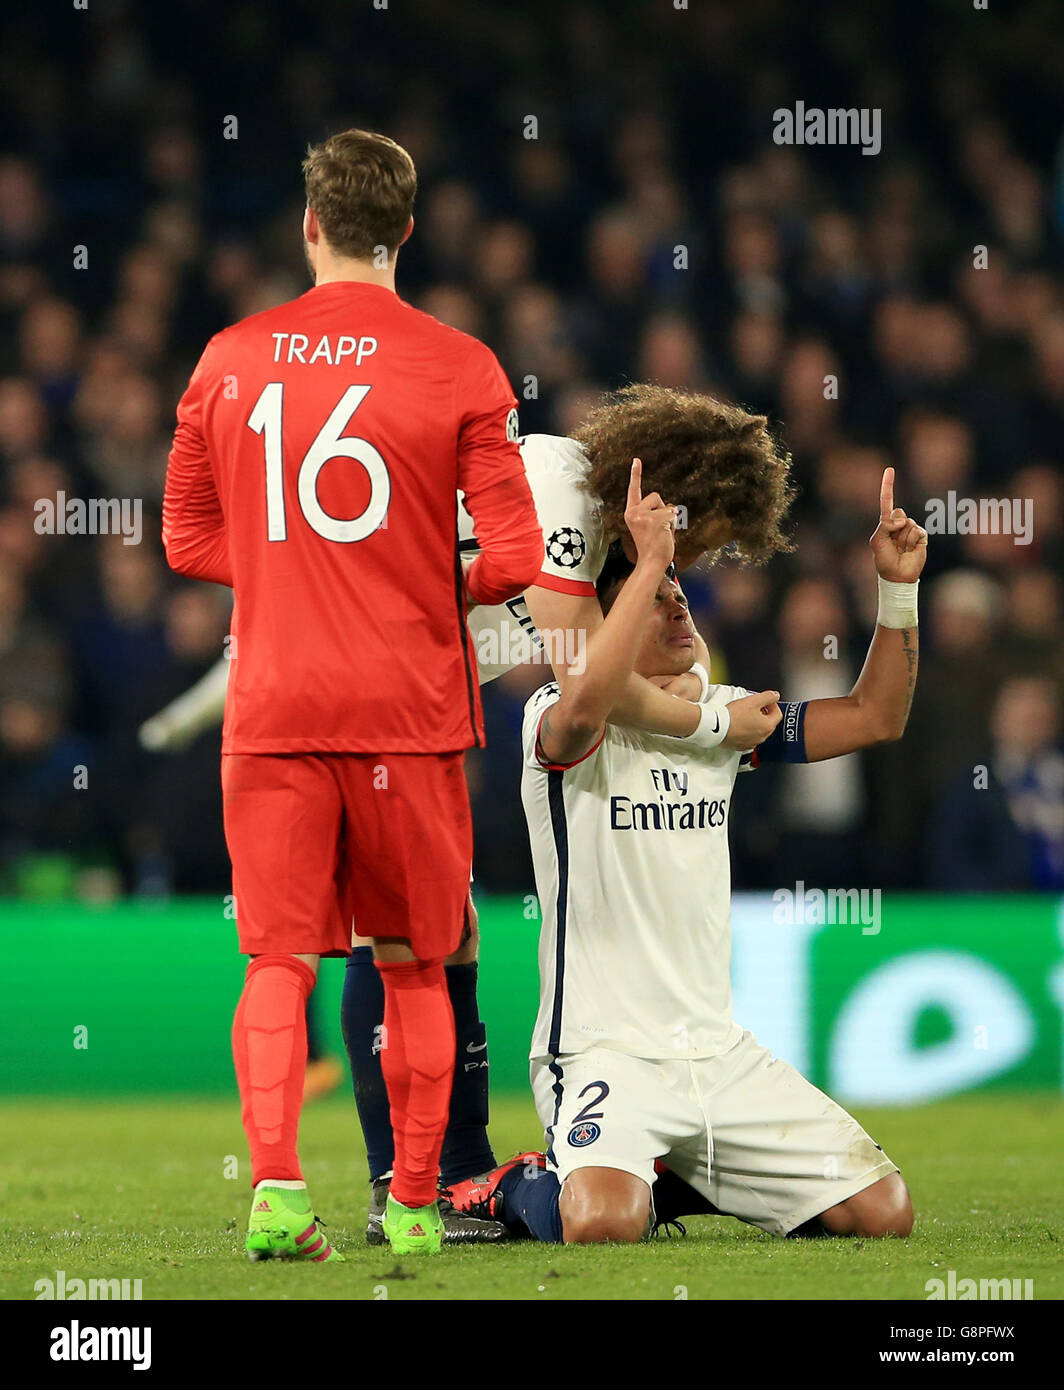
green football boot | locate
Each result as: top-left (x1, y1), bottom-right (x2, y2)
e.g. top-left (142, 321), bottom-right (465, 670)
top-left (382, 1192), bottom-right (444, 1255)
top-left (367, 1173), bottom-right (510, 1245)
top-left (245, 1184), bottom-right (344, 1263)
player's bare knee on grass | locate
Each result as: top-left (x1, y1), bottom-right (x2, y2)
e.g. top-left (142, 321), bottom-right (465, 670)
top-left (560, 1168), bottom-right (651, 1244)
top-left (816, 1173), bottom-right (913, 1238)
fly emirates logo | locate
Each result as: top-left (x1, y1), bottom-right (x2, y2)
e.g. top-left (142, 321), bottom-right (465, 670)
top-left (610, 767), bottom-right (727, 832)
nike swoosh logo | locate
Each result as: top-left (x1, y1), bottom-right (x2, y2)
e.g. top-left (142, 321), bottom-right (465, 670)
top-left (466, 1041), bottom-right (488, 1053)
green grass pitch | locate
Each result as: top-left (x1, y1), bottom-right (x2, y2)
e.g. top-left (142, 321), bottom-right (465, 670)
top-left (2, 1093), bottom-right (1060, 1301)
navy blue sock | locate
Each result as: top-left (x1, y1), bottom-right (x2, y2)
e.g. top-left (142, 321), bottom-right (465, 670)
top-left (440, 962), bottom-right (497, 1185)
top-left (341, 947), bottom-right (394, 1182)
top-left (497, 1164), bottom-right (563, 1242)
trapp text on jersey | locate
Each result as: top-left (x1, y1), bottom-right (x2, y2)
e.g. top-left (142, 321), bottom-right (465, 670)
top-left (269, 333), bottom-right (379, 366)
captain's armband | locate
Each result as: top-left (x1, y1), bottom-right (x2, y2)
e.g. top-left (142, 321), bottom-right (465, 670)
top-left (754, 701), bottom-right (808, 764)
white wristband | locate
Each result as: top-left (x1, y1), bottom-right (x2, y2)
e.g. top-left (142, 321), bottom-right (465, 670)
top-left (689, 662), bottom-right (710, 702)
top-left (876, 577), bottom-right (919, 629)
top-left (684, 700), bottom-right (731, 750)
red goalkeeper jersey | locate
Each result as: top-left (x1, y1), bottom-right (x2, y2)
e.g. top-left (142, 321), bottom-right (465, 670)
top-left (163, 280), bottom-right (542, 754)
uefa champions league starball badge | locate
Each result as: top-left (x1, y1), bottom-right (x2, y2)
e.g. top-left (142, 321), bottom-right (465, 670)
top-left (546, 526), bottom-right (587, 568)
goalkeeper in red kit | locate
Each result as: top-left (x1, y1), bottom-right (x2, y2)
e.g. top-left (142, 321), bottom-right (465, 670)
top-left (162, 129), bottom-right (543, 1258)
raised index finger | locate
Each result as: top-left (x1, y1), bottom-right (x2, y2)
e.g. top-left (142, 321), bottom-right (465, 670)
top-left (879, 466), bottom-right (895, 521)
top-left (627, 457), bottom-right (643, 510)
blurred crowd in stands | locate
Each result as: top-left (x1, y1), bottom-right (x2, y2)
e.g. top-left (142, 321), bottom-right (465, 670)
top-left (1, 1), bottom-right (1062, 899)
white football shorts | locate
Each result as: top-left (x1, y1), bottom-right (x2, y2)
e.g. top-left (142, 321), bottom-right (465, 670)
top-left (530, 1030), bottom-right (899, 1236)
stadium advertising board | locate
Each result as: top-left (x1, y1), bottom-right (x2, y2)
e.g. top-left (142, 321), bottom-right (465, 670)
top-left (2, 895), bottom-right (1060, 1102)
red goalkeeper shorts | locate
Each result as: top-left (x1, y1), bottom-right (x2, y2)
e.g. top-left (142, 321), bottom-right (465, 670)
top-left (221, 751), bottom-right (473, 959)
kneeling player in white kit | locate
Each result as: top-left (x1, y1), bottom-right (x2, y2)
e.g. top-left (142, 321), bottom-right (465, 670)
top-left (446, 463), bottom-right (924, 1242)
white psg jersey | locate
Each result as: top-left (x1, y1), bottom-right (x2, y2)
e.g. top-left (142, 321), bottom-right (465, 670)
top-left (521, 681), bottom-right (754, 1063)
top-left (459, 433), bottom-right (609, 683)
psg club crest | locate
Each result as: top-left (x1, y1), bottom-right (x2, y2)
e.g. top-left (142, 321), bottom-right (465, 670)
top-left (568, 1121), bottom-right (601, 1147)
top-left (547, 526), bottom-right (586, 569)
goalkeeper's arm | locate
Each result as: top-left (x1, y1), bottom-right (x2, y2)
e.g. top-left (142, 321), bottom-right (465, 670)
top-left (138, 656), bottom-right (229, 752)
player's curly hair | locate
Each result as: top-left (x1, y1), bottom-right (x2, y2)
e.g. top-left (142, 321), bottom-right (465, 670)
top-left (573, 383), bottom-right (796, 564)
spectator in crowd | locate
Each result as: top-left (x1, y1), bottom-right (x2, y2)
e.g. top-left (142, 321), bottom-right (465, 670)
top-left (0, 2), bottom-right (1059, 897)
top-left (931, 676), bottom-right (1064, 890)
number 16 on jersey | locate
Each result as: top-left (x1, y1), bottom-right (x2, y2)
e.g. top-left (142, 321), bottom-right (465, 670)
top-left (248, 382), bottom-right (391, 543)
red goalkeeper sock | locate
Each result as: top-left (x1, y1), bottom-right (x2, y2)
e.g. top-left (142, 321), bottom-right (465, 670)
top-left (376, 958), bottom-right (455, 1209)
top-left (232, 954), bottom-right (316, 1186)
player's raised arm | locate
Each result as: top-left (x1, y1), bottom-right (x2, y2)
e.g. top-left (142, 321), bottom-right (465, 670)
top-left (758, 467), bottom-right (927, 766)
top-left (523, 449), bottom-right (714, 737)
top-left (456, 344), bottom-right (543, 607)
top-left (538, 461), bottom-right (678, 765)
top-left (162, 341), bottom-right (233, 587)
